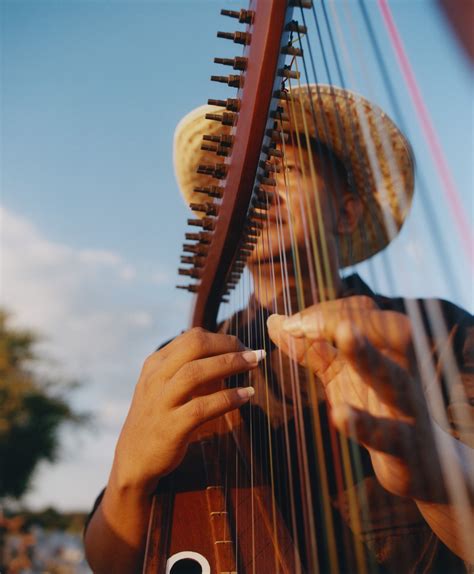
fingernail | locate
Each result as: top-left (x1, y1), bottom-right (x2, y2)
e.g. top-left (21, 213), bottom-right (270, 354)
top-left (282, 314), bottom-right (304, 335)
top-left (242, 349), bottom-right (266, 364)
top-left (236, 386), bottom-right (255, 400)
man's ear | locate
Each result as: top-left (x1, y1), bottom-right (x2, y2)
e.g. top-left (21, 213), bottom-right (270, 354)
top-left (336, 194), bottom-right (363, 235)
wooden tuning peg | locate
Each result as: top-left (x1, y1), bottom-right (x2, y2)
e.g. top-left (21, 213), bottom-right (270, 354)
top-left (285, 21), bottom-right (307, 34)
top-left (205, 111), bottom-right (237, 126)
top-left (178, 268), bottom-right (202, 279)
top-left (200, 143), bottom-right (230, 157)
top-left (220, 9), bottom-right (254, 24)
top-left (289, 0), bottom-right (313, 7)
top-left (281, 45), bottom-right (304, 56)
top-left (266, 128), bottom-right (289, 142)
top-left (216, 31), bottom-right (251, 45)
top-left (278, 67), bottom-right (300, 80)
top-left (203, 134), bottom-right (234, 148)
top-left (210, 74), bottom-right (242, 89)
top-left (214, 56), bottom-right (247, 71)
top-left (258, 174), bottom-right (277, 186)
top-left (185, 231), bottom-right (212, 243)
top-left (180, 255), bottom-right (206, 267)
top-left (254, 187), bottom-right (275, 203)
top-left (190, 202), bottom-right (219, 217)
top-left (187, 217), bottom-right (216, 230)
top-left (197, 163), bottom-right (228, 179)
top-left (265, 147), bottom-right (283, 158)
top-left (183, 243), bottom-right (209, 255)
top-left (193, 185), bottom-right (224, 198)
top-left (270, 108), bottom-right (289, 121)
top-left (249, 208), bottom-right (267, 221)
top-left (259, 159), bottom-right (281, 173)
top-left (208, 98), bottom-right (240, 112)
top-left (176, 284), bottom-right (199, 293)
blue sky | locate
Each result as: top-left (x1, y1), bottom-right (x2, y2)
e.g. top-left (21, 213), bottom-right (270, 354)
top-left (1, 0), bottom-right (472, 510)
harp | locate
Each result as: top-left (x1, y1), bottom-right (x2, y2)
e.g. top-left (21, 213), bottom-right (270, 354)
top-left (143, 1), bottom-right (473, 572)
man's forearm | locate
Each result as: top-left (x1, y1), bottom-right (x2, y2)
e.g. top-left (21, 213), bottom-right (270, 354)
top-left (84, 473), bottom-right (153, 574)
top-left (415, 426), bottom-right (474, 563)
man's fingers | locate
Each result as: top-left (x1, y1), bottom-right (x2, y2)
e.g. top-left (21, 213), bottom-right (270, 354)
top-left (331, 404), bottom-right (414, 458)
top-left (334, 320), bottom-right (419, 415)
top-left (267, 313), bottom-right (340, 377)
top-left (166, 349), bottom-right (266, 406)
top-left (180, 386), bottom-right (255, 431)
top-left (274, 299), bottom-right (412, 356)
top-left (144, 328), bottom-right (246, 380)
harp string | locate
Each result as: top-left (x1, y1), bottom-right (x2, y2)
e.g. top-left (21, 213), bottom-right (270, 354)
top-left (290, 76), bottom-right (371, 573)
top-left (271, 150), bottom-right (321, 572)
top-left (210, 2), bottom-right (472, 570)
top-left (290, 19), bottom-right (378, 572)
top-left (283, 79), bottom-right (352, 571)
top-left (298, 0), bottom-right (472, 564)
top-left (356, 0), bottom-right (463, 305)
top-left (376, 0), bottom-right (473, 263)
top-left (269, 164), bottom-right (309, 568)
top-left (326, 2), bottom-right (474, 553)
top-left (337, 0), bottom-right (473, 468)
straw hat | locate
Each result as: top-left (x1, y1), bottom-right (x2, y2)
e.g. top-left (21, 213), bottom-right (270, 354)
top-left (173, 84), bottom-right (415, 267)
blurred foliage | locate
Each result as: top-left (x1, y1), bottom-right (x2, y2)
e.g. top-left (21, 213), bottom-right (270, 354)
top-left (0, 309), bottom-right (87, 499)
top-left (3, 507), bottom-right (89, 534)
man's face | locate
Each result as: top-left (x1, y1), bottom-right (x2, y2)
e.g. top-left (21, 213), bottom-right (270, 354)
top-left (249, 144), bottom-right (345, 264)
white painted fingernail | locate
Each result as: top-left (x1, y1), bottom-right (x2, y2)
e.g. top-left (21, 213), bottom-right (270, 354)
top-left (236, 386), bottom-right (255, 400)
top-left (242, 349), bottom-right (266, 364)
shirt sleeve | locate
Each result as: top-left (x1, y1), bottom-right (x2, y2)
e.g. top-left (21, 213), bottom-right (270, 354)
top-left (444, 309), bottom-right (474, 446)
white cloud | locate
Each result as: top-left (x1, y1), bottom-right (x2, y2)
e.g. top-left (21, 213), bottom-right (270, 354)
top-left (0, 205), bottom-right (190, 510)
top-left (151, 269), bottom-right (173, 285)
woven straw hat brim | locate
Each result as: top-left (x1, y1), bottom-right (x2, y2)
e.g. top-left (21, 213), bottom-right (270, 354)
top-left (280, 84), bottom-right (415, 266)
top-left (173, 85), bottom-right (415, 267)
top-left (173, 104), bottom-right (232, 210)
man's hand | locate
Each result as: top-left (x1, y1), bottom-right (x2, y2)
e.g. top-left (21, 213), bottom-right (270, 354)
top-left (85, 328), bottom-right (264, 573)
top-left (267, 296), bottom-right (449, 503)
top-left (113, 328), bottom-right (264, 495)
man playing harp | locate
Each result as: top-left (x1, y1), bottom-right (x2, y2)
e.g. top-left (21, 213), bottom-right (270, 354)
top-left (84, 85), bottom-right (474, 573)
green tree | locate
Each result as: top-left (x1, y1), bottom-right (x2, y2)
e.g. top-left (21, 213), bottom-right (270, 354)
top-left (0, 310), bottom-right (85, 499)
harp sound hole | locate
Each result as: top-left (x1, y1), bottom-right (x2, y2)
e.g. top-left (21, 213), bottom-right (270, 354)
top-left (166, 551), bottom-right (211, 574)
top-left (169, 558), bottom-right (202, 574)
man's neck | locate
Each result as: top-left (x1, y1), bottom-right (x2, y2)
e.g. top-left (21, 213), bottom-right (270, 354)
top-left (248, 255), bottom-right (343, 311)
